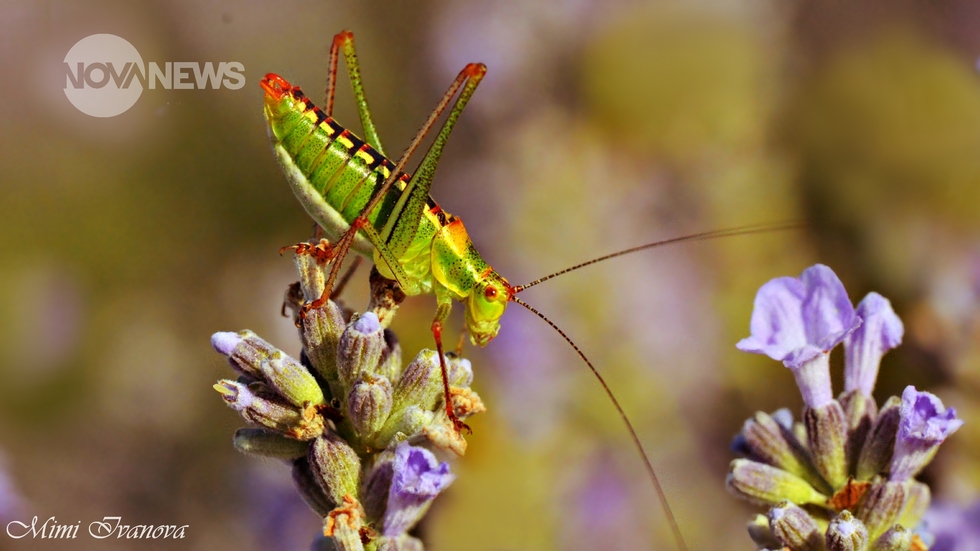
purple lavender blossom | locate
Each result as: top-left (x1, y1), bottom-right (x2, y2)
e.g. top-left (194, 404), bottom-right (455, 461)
top-left (382, 442), bottom-right (455, 537)
top-left (844, 293), bottom-right (904, 396)
top-left (737, 264), bottom-right (861, 408)
top-left (889, 386), bottom-right (964, 482)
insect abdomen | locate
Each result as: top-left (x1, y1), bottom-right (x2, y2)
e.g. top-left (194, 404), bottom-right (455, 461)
top-left (272, 97), bottom-right (404, 243)
top-left (263, 74), bottom-right (453, 294)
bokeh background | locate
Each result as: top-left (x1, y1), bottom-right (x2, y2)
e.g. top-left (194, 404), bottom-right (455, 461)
top-left (1, 0), bottom-right (979, 549)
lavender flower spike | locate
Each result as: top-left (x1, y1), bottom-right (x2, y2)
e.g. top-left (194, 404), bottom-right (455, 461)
top-left (382, 442), bottom-right (455, 537)
top-left (844, 293), bottom-right (904, 396)
top-left (737, 264), bottom-right (861, 408)
top-left (890, 386), bottom-right (964, 482)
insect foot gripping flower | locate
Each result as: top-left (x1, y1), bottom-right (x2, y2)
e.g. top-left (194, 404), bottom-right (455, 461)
top-left (728, 264), bottom-right (964, 551)
top-left (211, 243), bottom-right (485, 550)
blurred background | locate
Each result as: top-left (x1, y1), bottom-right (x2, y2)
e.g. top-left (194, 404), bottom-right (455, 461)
top-left (1, 0), bottom-right (979, 549)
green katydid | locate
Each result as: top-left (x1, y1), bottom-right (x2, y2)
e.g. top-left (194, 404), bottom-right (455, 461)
top-left (262, 29), bottom-right (792, 551)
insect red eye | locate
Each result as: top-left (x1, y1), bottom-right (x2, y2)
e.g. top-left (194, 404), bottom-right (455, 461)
top-left (484, 286), bottom-right (497, 300)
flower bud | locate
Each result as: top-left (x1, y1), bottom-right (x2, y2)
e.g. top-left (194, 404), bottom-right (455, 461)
top-left (726, 459), bottom-right (828, 507)
top-left (804, 400), bottom-right (849, 489)
top-left (391, 350), bottom-right (443, 414)
top-left (337, 312), bottom-right (384, 391)
top-left (857, 397), bottom-right (900, 480)
top-left (348, 374), bottom-right (393, 440)
top-left (377, 406), bottom-right (436, 446)
top-left (857, 478), bottom-right (906, 542)
top-left (826, 511), bottom-right (869, 551)
top-left (260, 352), bottom-right (325, 407)
top-left (871, 525), bottom-right (912, 551)
top-left (309, 432), bottom-right (361, 506)
top-left (233, 427), bottom-right (310, 459)
top-left (738, 411), bottom-right (829, 493)
top-left (211, 330), bottom-right (278, 379)
top-left (841, 390), bottom-right (879, 472)
top-left (293, 456), bottom-right (335, 516)
top-left (213, 380), bottom-right (324, 440)
top-left (768, 501), bottom-right (823, 551)
top-left (302, 300), bottom-right (347, 384)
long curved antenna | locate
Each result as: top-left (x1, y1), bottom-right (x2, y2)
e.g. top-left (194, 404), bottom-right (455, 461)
top-left (509, 295), bottom-right (688, 551)
top-left (511, 221), bottom-right (802, 293)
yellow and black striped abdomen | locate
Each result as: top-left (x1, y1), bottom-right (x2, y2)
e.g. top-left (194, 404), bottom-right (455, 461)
top-left (262, 74), bottom-right (447, 270)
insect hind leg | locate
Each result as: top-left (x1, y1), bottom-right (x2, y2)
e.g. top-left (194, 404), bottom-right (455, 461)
top-left (320, 62), bottom-right (486, 300)
top-left (325, 30), bottom-right (386, 156)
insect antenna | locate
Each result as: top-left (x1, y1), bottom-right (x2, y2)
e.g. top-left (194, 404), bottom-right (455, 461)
top-left (508, 294), bottom-right (689, 551)
top-left (511, 221), bottom-right (801, 293)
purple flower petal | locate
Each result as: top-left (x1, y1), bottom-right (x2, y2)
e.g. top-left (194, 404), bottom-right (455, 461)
top-left (800, 265), bottom-right (861, 353)
top-left (890, 386), bottom-right (964, 482)
top-left (898, 387), bottom-right (963, 444)
top-left (844, 293), bottom-right (904, 396)
top-left (737, 276), bottom-right (810, 362)
top-left (737, 265), bottom-right (860, 369)
top-left (383, 442), bottom-right (454, 536)
top-left (737, 265), bottom-right (861, 408)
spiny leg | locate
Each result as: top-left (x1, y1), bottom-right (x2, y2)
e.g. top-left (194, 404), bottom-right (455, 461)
top-left (324, 30), bottom-right (386, 155)
top-left (432, 293), bottom-right (470, 433)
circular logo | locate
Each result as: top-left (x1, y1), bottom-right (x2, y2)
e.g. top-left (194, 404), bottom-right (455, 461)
top-left (64, 34), bottom-right (143, 117)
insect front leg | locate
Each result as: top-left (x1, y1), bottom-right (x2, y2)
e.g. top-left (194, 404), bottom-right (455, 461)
top-left (431, 288), bottom-right (470, 434)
